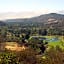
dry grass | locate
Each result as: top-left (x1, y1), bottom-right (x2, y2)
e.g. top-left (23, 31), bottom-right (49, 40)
top-left (0, 42), bottom-right (27, 51)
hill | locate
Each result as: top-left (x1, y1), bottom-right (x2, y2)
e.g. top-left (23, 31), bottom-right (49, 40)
top-left (5, 13), bottom-right (64, 29)
top-left (0, 21), bottom-right (6, 26)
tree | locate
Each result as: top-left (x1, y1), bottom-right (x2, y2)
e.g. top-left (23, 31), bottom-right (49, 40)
top-left (22, 34), bottom-right (25, 43)
top-left (42, 29), bottom-right (47, 36)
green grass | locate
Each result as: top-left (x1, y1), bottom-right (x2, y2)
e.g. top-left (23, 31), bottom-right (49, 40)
top-left (48, 40), bottom-right (64, 49)
top-left (45, 36), bottom-right (64, 49)
top-left (30, 35), bottom-right (64, 49)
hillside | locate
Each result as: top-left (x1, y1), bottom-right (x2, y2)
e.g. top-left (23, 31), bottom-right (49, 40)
top-left (5, 13), bottom-right (64, 29)
top-left (0, 21), bottom-right (6, 26)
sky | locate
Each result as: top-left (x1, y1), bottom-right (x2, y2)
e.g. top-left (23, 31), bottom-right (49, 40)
top-left (0, 0), bottom-right (64, 20)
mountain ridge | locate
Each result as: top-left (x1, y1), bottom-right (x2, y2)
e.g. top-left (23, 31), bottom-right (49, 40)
top-left (5, 13), bottom-right (64, 23)
top-left (0, 13), bottom-right (64, 30)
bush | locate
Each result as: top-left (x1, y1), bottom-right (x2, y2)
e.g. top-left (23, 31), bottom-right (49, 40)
top-left (0, 48), bottom-right (38, 64)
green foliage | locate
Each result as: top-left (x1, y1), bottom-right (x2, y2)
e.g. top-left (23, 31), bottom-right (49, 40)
top-left (0, 45), bottom-right (64, 64)
top-left (0, 49), bottom-right (38, 64)
top-left (0, 52), bottom-right (17, 64)
top-left (38, 46), bottom-right (64, 64)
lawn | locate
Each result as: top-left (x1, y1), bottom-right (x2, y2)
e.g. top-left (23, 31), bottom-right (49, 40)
top-left (30, 35), bottom-right (64, 49)
top-left (48, 41), bottom-right (64, 49)
top-left (45, 36), bottom-right (64, 49)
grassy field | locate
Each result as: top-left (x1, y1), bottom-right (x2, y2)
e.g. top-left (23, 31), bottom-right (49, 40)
top-left (30, 35), bottom-right (64, 49)
top-left (45, 36), bottom-right (64, 49)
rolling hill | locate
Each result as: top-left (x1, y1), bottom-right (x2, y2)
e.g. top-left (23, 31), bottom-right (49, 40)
top-left (5, 13), bottom-right (64, 22)
top-left (5, 13), bottom-right (64, 29)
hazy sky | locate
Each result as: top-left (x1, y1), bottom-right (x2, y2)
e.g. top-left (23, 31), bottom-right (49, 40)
top-left (0, 0), bottom-right (64, 19)
top-left (0, 0), bottom-right (64, 12)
